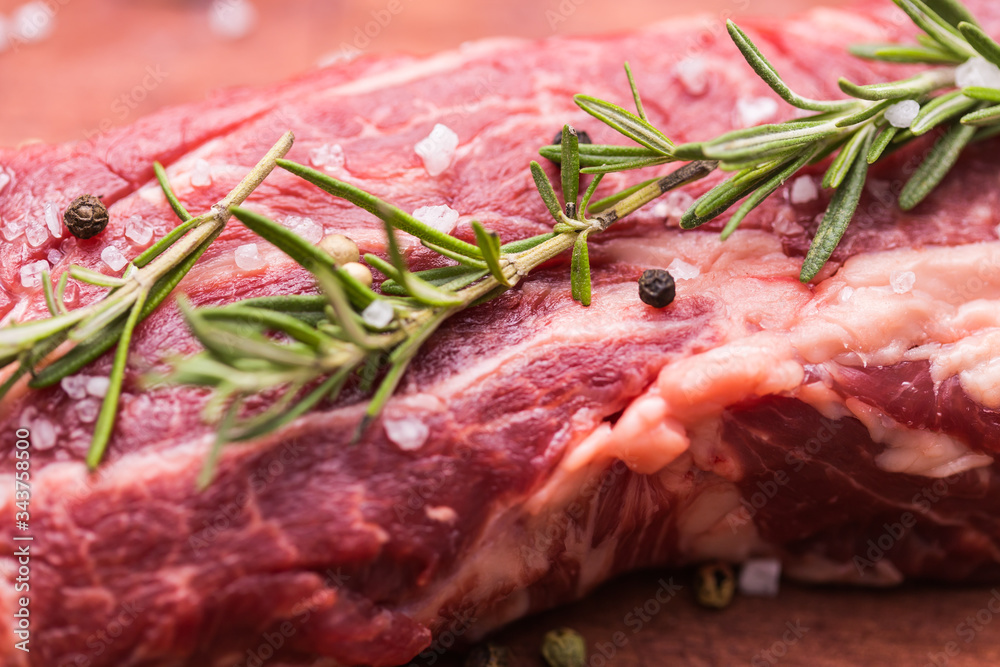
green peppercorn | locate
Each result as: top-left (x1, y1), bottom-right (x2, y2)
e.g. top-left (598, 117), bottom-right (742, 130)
top-left (64, 194), bottom-right (109, 239)
top-left (464, 642), bottom-right (510, 667)
top-left (695, 561), bottom-right (736, 609)
top-left (638, 269), bottom-right (676, 308)
top-left (541, 628), bottom-right (586, 667)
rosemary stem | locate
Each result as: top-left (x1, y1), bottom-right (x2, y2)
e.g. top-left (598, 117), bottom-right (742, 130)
top-left (593, 160), bottom-right (718, 230)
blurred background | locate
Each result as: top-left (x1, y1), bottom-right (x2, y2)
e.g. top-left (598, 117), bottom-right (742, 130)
top-left (0, 0), bottom-right (855, 147)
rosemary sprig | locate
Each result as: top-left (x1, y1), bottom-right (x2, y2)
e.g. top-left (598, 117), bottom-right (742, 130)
top-left (0, 132), bottom-right (294, 468)
top-left (166, 134), bottom-right (714, 485)
top-left (558, 0), bottom-right (1000, 281)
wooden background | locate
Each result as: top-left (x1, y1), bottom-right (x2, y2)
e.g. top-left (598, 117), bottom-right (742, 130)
top-left (3, 0), bottom-right (1000, 664)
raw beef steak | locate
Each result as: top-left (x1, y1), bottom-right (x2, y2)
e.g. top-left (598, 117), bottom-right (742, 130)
top-left (3, 1), bottom-right (1000, 666)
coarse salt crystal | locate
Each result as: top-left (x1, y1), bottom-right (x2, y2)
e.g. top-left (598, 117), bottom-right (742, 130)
top-left (668, 257), bottom-right (700, 280)
top-left (125, 216), bottom-right (153, 245)
top-left (101, 246), bottom-right (128, 272)
top-left (789, 176), bottom-right (819, 204)
top-left (14, 2), bottom-right (55, 43)
top-left (415, 124), bottom-right (459, 177)
top-left (208, 0), bottom-right (257, 40)
top-left (658, 190), bottom-right (695, 221)
top-left (284, 216), bottom-right (323, 244)
top-left (86, 376), bottom-right (110, 398)
top-left (885, 100), bottom-right (920, 129)
top-left (674, 57), bottom-right (708, 96)
top-left (361, 300), bottom-right (394, 328)
top-left (190, 159), bottom-right (213, 188)
top-left (32, 418), bottom-right (56, 450)
top-left (736, 97), bottom-right (779, 127)
top-left (956, 56), bottom-right (1000, 91)
top-left (384, 417), bottom-right (430, 451)
top-left (25, 221), bottom-right (48, 247)
top-left (47, 248), bottom-right (62, 265)
top-left (890, 270), bottom-right (916, 294)
top-left (839, 286), bottom-right (855, 303)
top-left (234, 243), bottom-right (265, 271)
top-left (1, 218), bottom-right (24, 241)
top-left (19, 260), bottom-right (48, 289)
top-left (412, 205), bottom-right (459, 234)
top-left (44, 201), bottom-right (62, 238)
top-left (309, 143), bottom-right (345, 171)
top-left (60, 375), bottom-right (89, 400)
top-left (739, 558), bottom-right (782, 597)
top-left (76, 399), bottom-right (100, 424)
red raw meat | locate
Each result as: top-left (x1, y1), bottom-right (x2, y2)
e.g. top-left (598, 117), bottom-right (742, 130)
top-left (3, 2), bottom-right (1000, 666)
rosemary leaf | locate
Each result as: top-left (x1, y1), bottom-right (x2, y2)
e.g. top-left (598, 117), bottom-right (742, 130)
top-left (721, 149), bottom-right (815, 240)
top-left (538, 143), bottom-right (660, 167)
top-left (624, 62), bottom-right (647, 121)
top-left (838, 69), bottom-right (955, 101)
top-left (153, 161), bottom-right (193, 222)
top-left (200, 306), bottom-right (329, 349)
top-left (823, 125), bottom-right (874, 189)
top-left (961, 104), bottom-right (1000, 125)
top-left (835, 100), bottom-right (893, 128)
top-left (573, 94), bottom-right (675, 155)
top-left (229, 366), bottom-right (354, 443)
top-left (381, 265), bottom-right (489, 295)
top-left (570, 229), bottom-right (593, 306)
top-left (530, 161), bottom-right (564, 222)
top-left (277, 159), bottom-right (484, 260)
top-left (895, 0), bottom-right (977, 57)
top-left (55, 272), bottom-right (69, 312)
top-left (421, 241), bottom-right (489, 268)
top-left (700, 120), bottom-right (839, 163)
top-left (682, 169), bottom-right (770, 230)
top-left (561, 125), bottom-right (581, 215)
top-left (68, 265), bottom-right (127, 288)
top-left (800, 135), bottom-right (872, 282)
top-left (727, 21), bottom-right (857, 112)
top-left (588, 178), bottom-right (658, 214)
top-left (198, 401), bottom-right (239, 490)
top-left (867, 125), bottom-right (900, 162)
top-left (849, 43), bottom-right (964, 64)
top-left (926, 0), bottom-right (980, 28)
top-left (899, 122), bottom-right (977, 209)
top-left (963, 86), bottom-right (1000, 102)
top-left (132, 216), bottom-right (203, 268)
top-left (87, 289), bottom-right (147, 469)
top-left (501, 232), bottom-right (557, 253)
top-left (580, 173), bottom-right (604, 216)
top-left (958, 21), bottom-right (1000, 66)
top-left (910, 91), bottom-right (977, 135)
top-left (233, 294), bottom-right (328, 312)
top-left (0, 308), bottom-right (88, 356)
top-left (381, 218), bottom-right (465, 307)
top-left (472, 221), bottom-right (511, 287)
top-left (579, 156), bottom-right (673, 174)
top-left (41, 271), bottom-right (59, 317)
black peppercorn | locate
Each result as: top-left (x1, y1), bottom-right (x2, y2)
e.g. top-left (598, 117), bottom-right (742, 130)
top-left (64, 195), bottom-right (109, 239)
top-left (638, 269), bottom-right (676, 308)
top-left (551, 129), bottom-right (592, 145)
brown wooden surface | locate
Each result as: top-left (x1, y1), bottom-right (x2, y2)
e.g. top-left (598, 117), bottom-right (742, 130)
top-left (440, 571), bottom-right (1000, 666)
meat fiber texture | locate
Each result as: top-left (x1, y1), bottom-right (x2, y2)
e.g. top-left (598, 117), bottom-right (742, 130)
top-left (4, 2), bottom-right (1000, 665)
